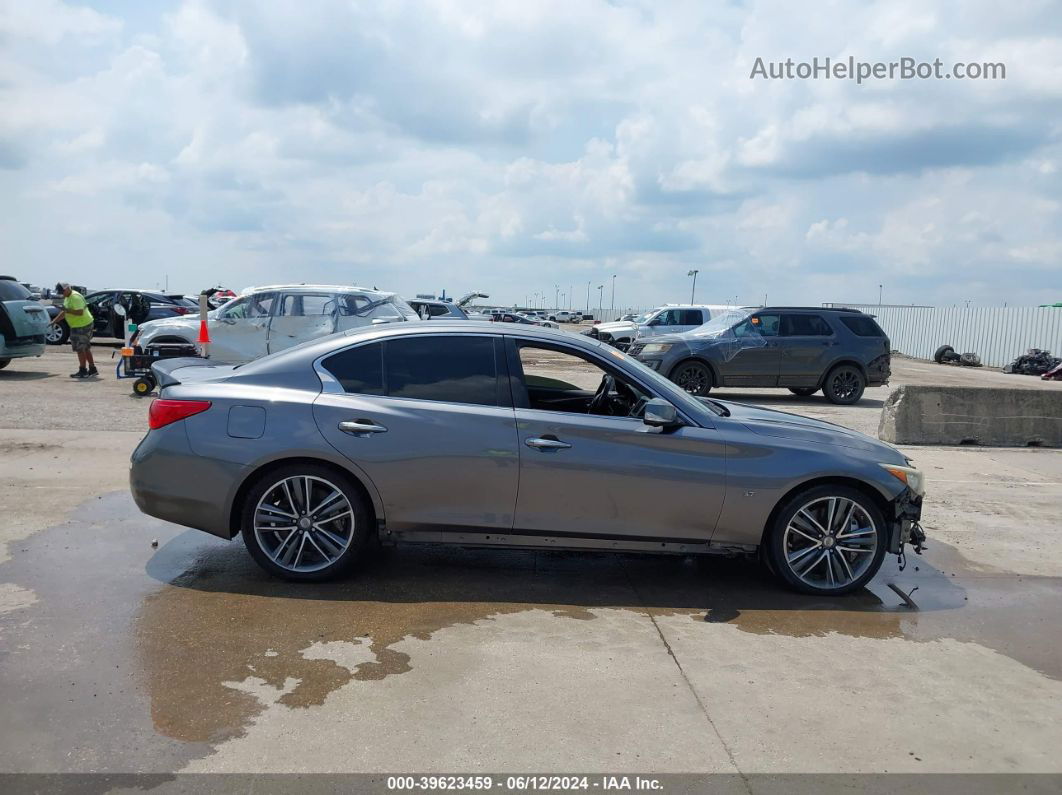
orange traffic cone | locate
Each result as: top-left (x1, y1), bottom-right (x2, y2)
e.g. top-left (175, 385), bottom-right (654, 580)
top-left (198, 319), bottom-right (210, 344)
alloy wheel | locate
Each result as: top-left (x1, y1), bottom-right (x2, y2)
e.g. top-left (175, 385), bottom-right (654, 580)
top-left (45, 324), bottom-right (65, 343)
top-left (253, 475), bottom-right (355, 573)
top-left (674, 364), bottom-right (709, 394)
top-left (782, 496), bottom-right (877, 590)
top-left (829, 369), bottom-right (861, 402)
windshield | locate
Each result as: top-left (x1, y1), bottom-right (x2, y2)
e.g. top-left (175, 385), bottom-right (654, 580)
top-left (596, 341), bottom-right (725, 418)
top-left (688, 308), bottom-right (751, 337)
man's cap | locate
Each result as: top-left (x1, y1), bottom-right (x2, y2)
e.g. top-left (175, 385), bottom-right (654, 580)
top-left (56, 282), bottom-right (70, 291)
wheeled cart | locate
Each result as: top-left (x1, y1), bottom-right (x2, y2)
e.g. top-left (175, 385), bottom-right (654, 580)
top-left (115, 343), bottom-right (201, 395)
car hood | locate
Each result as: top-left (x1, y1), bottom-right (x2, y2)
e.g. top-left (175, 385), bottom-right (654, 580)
top-left (595, 321), bottom-right (638, 334)
top-left (137, 316), bottom-right (200, 334)
top-left (713, 399), bottom-right (905, 459)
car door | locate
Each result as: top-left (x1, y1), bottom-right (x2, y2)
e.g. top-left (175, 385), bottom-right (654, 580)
top-left (85, 292), bottom-right (115, 336)
top-left (717, 312), bottom-right (781, 386)
top-left (777, 314), bottom-right (837, 387)
top-left (210, 292), bottom-right (276, 362)
top-left (508, 338), bottom-right (726, 542)
top-left (312, 334), bottom-right (520, 532)
top-left (268, 292), bottom-right (338, 354)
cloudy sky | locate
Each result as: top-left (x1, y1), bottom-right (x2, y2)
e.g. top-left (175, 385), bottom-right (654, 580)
top-left (2, 0), bottom-right (1060, 310)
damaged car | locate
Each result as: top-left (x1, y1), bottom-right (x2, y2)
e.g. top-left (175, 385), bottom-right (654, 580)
top-left (0, 276), bottom-right (49, 369)
top-left (129, 322), bottom-right (925, 596)
top-left (133, 284), bottom-right (420, 364)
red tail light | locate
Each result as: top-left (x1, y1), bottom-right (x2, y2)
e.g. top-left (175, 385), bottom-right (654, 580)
top-left (173, 306), bottom-right (191, 315)
top-left (148, 399), bottom-right (212, 429)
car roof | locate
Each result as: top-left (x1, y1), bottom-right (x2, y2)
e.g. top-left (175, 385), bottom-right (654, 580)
top-left (234, 320), bottom-right (607, 378)
top-left (240, 284), bottom-right (391, 295)
top-left (755, 306), bottom-right (866, 314)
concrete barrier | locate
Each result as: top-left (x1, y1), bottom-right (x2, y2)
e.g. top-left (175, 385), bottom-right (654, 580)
top-left (878, 385), bottom-right (1062, 447)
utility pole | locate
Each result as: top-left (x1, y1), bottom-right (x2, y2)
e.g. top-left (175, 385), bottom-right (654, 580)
top-left (610, 274), bottom-right (616, 313)
top-left (687, 269), bottom-right (699, 303)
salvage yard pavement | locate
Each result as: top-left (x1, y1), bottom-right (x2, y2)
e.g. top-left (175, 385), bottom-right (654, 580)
top-left (0, 344), bottom-right (1060, 778)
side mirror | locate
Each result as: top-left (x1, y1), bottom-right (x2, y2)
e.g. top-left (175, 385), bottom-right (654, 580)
top-left (643, 398), bottom-right (682, 430)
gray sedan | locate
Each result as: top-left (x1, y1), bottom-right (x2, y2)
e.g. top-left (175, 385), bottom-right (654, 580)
top-left (129, 322), bottom-right (925, 595)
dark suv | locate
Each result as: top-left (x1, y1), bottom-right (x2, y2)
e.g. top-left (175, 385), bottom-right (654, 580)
top-left (629, 307), bottom-right (890, 404)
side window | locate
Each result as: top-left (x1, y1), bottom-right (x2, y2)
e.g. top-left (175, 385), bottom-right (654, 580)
top-left (680, 309), bottom-right (703, 325)
top-left (385, 336), bottom-right (500, 406)
top-left (783, 314), bottom-right (833, 336)
top-left (338, 295), bottom-right (370, 316)
top-left (839, 315), bottom-right (885, 337)
top-left (247, 293), bottom-right (277, 318)
top-left (518, 344), bottom-right (607, 393)
top-left (280, 293), bottom-right (333, 316)
top-left (427, 304), bottom-right (450, 317)
top-left (87, 292), bottom-right (113, 311)
top-left (219, 296), bottom-right (249, 319)
top-left (734, 313), bottom-right (779, 337)
top-left (322, 342), bottom-right (384, 395)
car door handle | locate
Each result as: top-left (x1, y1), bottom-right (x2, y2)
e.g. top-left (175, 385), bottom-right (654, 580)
top-left (339, 420), bottom-right (388, 435)
top-left (525, 436), bottom-right (572, 451)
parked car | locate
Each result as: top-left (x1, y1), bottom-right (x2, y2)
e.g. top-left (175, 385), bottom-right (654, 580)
top-left (45, 289), bottom-right (197, 345)
top-left (587, 304), bottom-right (731, 349)
top-left (492, 312), bottom-right (559, 329)
top-left (133, 284), bottom-right (419, 364)
top-left (548, 310), bottom-right (583, 323)
top-left (408, 299), bottom-right (472, 320)
top-left (628, 307), bottom-right (891, 405)
top-left (129, 321), bottom-right (925, 595)
top-left (0, 276), bottom-right (49, 369)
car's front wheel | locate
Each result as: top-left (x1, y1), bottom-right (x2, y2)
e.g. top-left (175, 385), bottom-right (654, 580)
top-left (764, 485), bottom-right (887, 595)
top-left (45, 322), bottom-right (69, 345)
top-left (241, 464), bottom-right (370, 581)
top-left (822, 365), bottom-right (865, 405)
top-left (671, 360), bottom-right (713, 396)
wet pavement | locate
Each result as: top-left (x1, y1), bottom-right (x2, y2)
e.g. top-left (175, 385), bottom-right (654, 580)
top-left (2, 349), bottom-right (1061, 777)
top-left (2, 490), bottom-right (1060, 774)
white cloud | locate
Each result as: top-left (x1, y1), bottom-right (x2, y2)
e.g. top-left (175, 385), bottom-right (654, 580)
top-left (0, 0), bottom-right (1060, 307)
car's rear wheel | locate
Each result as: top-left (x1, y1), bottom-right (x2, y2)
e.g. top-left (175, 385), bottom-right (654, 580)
top-left (788, 387), bottom-right (817, 397)
top-left (822, 365), bottom-right (865, 404)
top-left (671, 360), bottom-right (713, 396)
top-left (241, 464), bottom-right (370, 581)
top-left (765, 485), bottom-right (887, 595)
top-left (45, 322), bottom-right (69, 345)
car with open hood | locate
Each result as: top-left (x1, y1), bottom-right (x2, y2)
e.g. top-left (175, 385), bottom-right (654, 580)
top-left (133, 284), bottom-right (419, 364)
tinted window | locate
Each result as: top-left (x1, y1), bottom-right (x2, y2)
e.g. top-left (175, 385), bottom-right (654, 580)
top-left (734, 313), bottom-right (780, 337)
top-left (385, 336), bottom-right (498, 405)
top-left (839, 315), bottom-right (885, 337)
top-left (0, 280), bottom-right (32, 301)
top-left (783, 314), bottom-right (833, 336)
top-left (322, 342), bottom-right (384, 395)
top-left (680, 309), bottom-right (703, 325)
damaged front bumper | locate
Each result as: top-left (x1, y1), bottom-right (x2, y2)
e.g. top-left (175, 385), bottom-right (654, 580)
top-left (887, 488), bottom-right (926, 556)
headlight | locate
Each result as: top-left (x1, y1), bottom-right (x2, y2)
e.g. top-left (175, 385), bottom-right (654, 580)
top-left (640, 343), bottom-right (673, 355)
top-left (879, 463), bottom-right (926, 496)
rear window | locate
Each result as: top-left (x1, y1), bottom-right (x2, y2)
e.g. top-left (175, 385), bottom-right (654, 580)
top-left (839, 315), bottom-right (885, 337)
top-left (322, 335), bottom-right (502, 406)
top-left (0, 279), bottom-right (32, 301)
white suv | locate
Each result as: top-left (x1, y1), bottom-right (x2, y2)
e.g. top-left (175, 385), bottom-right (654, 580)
top-left (134, 284), bottom-right (419, 363)
top-left (587, 304), bottom-right (730, 349)
top-left (549, 310), bottom-right (583, 323)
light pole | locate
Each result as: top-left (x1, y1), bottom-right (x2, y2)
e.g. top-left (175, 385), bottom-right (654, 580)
top-left (878, 284), bottom-right (883, 306)
top-left (687, 269), bottom-right (699, 303)
top-left (610, 274), bottom-right (616, 314)
top-left (585, 281), bottom-right (590, 314)
top-left (597, 284), bottom-right (604, 316)
top-left (568, 285), bottom-right (573, 310)
top-left (554, 284), bottom-right (559, 312)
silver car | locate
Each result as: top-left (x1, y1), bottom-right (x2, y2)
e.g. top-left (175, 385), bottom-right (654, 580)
top-left (129, 322), bottom-right (926, 595)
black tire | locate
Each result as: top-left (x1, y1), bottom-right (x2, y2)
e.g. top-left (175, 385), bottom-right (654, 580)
top-left (670, 360), bottom-right (713, 396)
top-left (764, 484), bottom-right (888, 596)
top-left (788, 387), bottom-right (817, 397)
top-left (45, 322), bottom-right (70, 345)
top-left (822, 365), bottom-right (865, 405)
top-left (0, 358), bottom-right (10, 370)
top-left (933, 345), bottom-right (954, 364)
top-left (241, 463), bottom-right (371, 582)
top-left (132, 377), bottom-right (154, 396)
